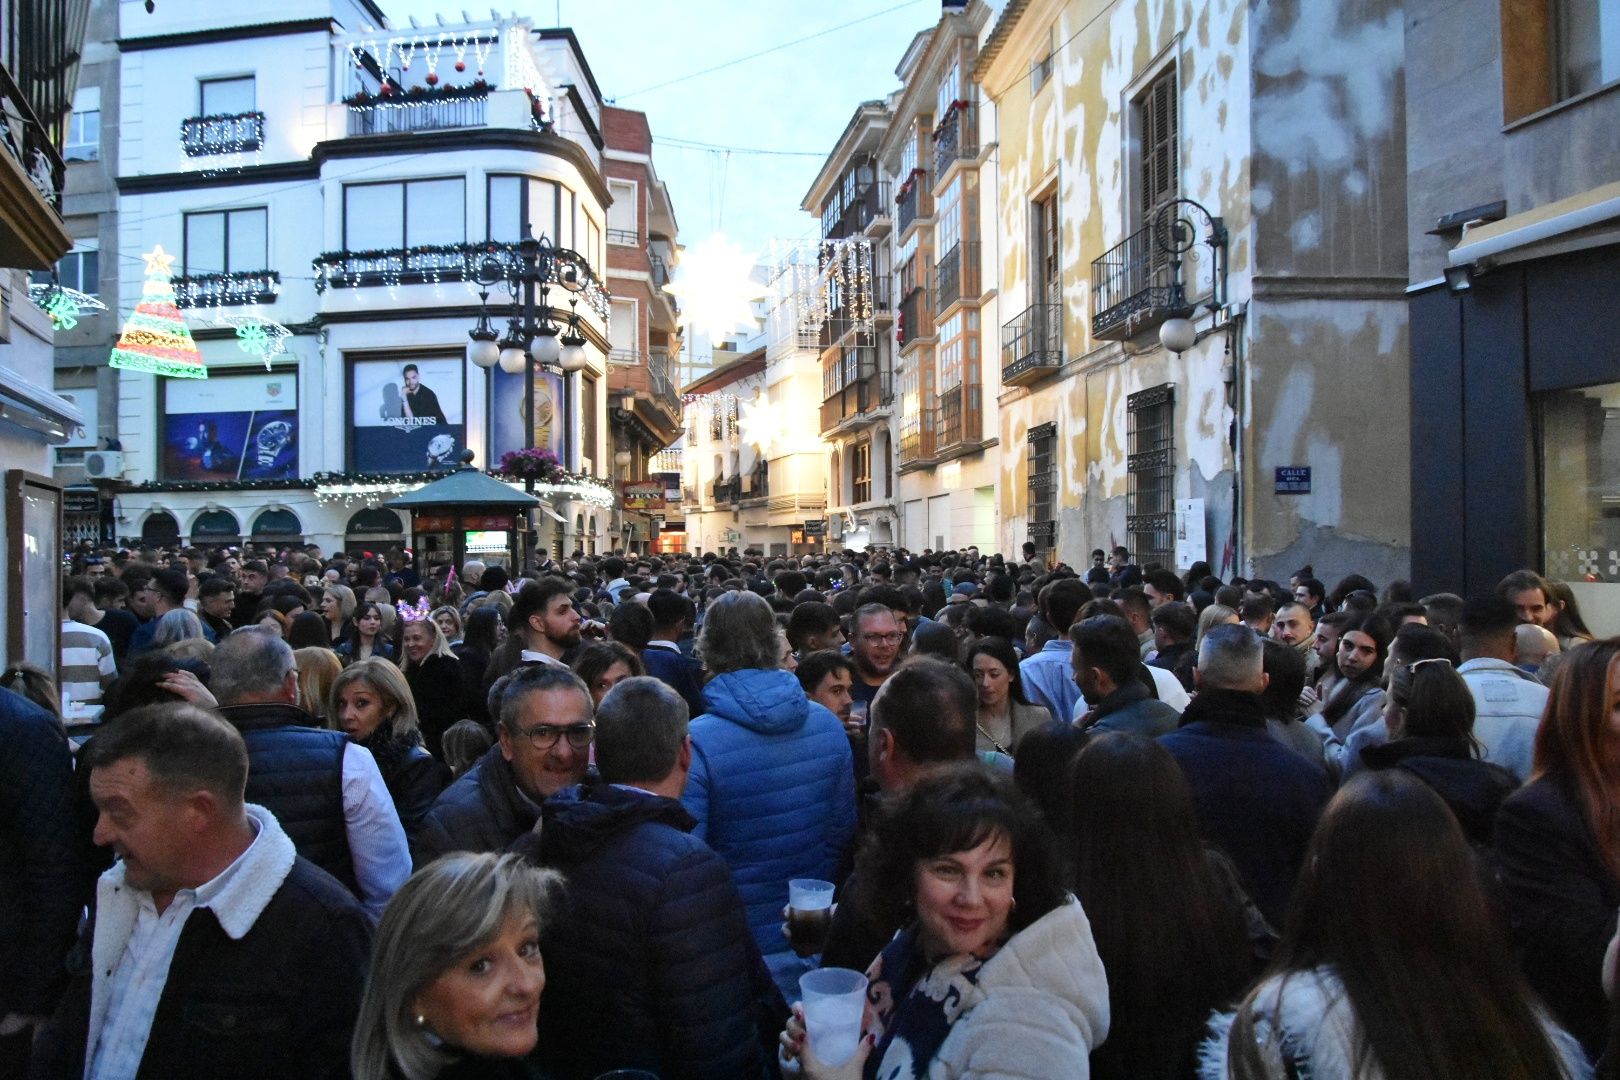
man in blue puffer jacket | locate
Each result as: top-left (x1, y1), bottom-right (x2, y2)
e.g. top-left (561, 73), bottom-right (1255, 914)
top-left (683, 590), bottom-right (857, 997)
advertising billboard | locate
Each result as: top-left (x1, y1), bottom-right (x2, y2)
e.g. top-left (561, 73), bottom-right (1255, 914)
top-left (489, 365), bottom-right (566, 465)
top-left (161, 371), bottom-right (298, 482)
top-left (350, 356), bottom-right (466, 474)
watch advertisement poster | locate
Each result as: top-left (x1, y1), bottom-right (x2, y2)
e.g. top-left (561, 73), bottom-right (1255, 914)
top-left (162, 372), bottom-right (298, 482)
top-left (350, 356), bottom-right (467, 474)
top-left (489, 365), bottom-right (565, 463)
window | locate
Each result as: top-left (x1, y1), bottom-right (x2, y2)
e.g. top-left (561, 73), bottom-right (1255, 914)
top-left (200, 76), bottom-right (255, 116)
top-left (938, 311), bottom-right (964, 390)
top-left (29, 246), bottom-right (99, 296)
top-left (487, 175), bottom-right (563, 244)
top-left (1126, 384), bottom-right (1175, 569)
top-left (183, 208), bottom-right (267, 275)
top-left (852, 441), bottom-right (872, 504)
top-left (582, 375), bottom-right (597, 471)
top-left (610, 299), bottom-right (637, 360)
top-left (937, 62), bottom-right (960, 123)
top-left (584, 216), bottom-right (602, 272)
top-left (1541, 382), bottom-right (1620, 630)
top-left (1135, 66), bottom-right (1178, 223)
top-left (607, 179), bottom-right (637, 243)
top-left (344, 178), bottom-right (465, 251)
top-left (64, 108), bottom-right (97, 161)
top-left (1027, 422), bottom-right (1057, 547)
top-left (899, 129), bottom-right (918, 180)
top-left (936, 175), bottom-right (962, 256)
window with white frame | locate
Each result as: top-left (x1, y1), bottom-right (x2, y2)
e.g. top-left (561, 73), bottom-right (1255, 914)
top-left (936, 175), bottom-right (962, 255)
top-left (899, 129), bottom-right (917, 180)
top-left (610, 299), bottom-right (638, 361)
top-left (200, 76), bottom-right (255, 116)
top-left (607, 179), bottom-right (638, 243)
top-left (938, 311), bottom-right (963, 389)
top-left (29, 245), bottom-right (99, 296)
top-left (344, 178), bottom-right (465, 251)
top-left (487, 175), bottom-right (563, 244)
top-left (64, 87), bottom-right (98, 161)
top-left (183, 208), bottom-right (267, 275)
top-left (937, 61), bottom-right (960, 120)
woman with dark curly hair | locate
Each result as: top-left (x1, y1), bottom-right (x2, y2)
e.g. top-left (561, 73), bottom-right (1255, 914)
top-left (779, 764), bottom-right (1108, 1079)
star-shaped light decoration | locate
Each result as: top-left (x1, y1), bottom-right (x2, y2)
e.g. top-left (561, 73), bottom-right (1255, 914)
top-left (737, 391), bottom-right (779, 452)
top-left (663, 233), bottom-right (764, 340)
top-left (142, 245), bottom-right (177, 276)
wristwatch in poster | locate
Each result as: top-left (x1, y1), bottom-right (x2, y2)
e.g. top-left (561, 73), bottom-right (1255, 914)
top-left (255, 420), bottom-right (293, 468)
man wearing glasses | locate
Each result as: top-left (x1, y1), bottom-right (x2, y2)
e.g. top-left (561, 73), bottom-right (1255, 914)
top-left (413, 666), bottom-right (594, 866)
top-left (849, 603), bottom-right (904, 711)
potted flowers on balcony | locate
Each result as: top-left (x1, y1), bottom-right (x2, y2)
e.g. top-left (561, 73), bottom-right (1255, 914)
top-left (895, 167), bottom-right (927, 205)
top-left (496, 447), bottom-right (562, 483)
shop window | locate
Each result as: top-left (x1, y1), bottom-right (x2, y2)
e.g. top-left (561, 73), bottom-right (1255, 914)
top-left (1541, 383), bottom-right (1620, 636)
top-left (1504, 0), bottom-right (1620, 121)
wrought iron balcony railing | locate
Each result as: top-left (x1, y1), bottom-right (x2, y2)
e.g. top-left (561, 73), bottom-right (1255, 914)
top-left (711, 476), bottom-right (741, 504)
top-left (173, 270), bottom-right (281, 309)
top-left (934, 241), bottom-right (981, 315)
top-left (607, 228), bottom-right (638, 245)
top-left (1001, 302), bottom-right (1062, 385)
top-left (649, 350), bottom-right (680, 413)
top-left (933, 102), bottom-right (978, 179)
top-left (347, 93), bottom-right (485, 136)
top-left (1091, 222), bottom-right (1179, 341)
top-left (897, 171), bottom-right (930, 235)
top-left (0, 61), bottom-right (66, 217)
top-left (181, 111), bottom-right (264, 157)
top-left (312, 241), bottom-right (610, 319)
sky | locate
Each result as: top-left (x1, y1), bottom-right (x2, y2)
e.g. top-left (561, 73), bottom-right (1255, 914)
top-left (384, 0), bottom-right (944, 259)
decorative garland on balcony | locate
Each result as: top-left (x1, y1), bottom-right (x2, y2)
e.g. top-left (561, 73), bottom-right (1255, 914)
top-left (818, 238), bottom-right (875, 334)
top-left (173, 270), bottom-right (281, 310)
top-left (180, 111), bottom-right (263, 156)
top-left (311, 242), bottom-right (610, 320)
top-left (895, 167), bottom-right (926, 204)
top-left (344, 79), bottom-right (493, 106)
top-left (932, 99), bottom-right (971, 138)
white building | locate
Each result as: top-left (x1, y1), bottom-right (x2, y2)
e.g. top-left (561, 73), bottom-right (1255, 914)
top-left (107, 1), bottom-right (620, 565)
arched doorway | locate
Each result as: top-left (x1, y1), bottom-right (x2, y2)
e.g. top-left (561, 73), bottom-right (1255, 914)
top-left (190, 509), bottom-right (241, 544)
top-left (345, 507), bottom-right (404, 552)
top-left (141, 511), bottom-right (179, 546)
top-left (251, 508), bottom-right (303, 543)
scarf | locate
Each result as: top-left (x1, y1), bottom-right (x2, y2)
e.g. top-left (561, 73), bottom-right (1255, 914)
top-left (862, 924), bottom-right (1003, 1080)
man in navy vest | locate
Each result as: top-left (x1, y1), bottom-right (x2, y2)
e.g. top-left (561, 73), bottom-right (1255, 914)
top-left (211, 628), bottom-right (408, 920)
top-left (642, 589), bottom-right (705, 719)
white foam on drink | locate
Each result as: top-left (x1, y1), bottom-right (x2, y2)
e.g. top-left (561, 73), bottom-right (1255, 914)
top-left (804, 997), bottom-right (862, 1066)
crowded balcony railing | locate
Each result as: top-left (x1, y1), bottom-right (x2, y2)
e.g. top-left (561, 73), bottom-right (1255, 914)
top-left (1001, 302), bottom-right (1063, 386)
top-left (1092, 222), bottom-right (1180, 341)
top-left (345, 83), bottom-right (489, 136)
top-left (173, 270), bottom-right (281, 309)
top-left (180, 111), bottom-right (264, 157)
top-left (933, 100), bottom-right (978, 179)
top-left (935, 241), bottom-right (981, 314)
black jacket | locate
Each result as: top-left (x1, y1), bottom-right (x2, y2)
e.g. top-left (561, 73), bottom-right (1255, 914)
top-left (216, 703), bottom-right (357, 896)
top-left (0, 693), bottom-right (88, 1016)
top-left (359, 728), bottom-right (451, 838)
top-left (412, 745), bottom-right (538, 868)
top-left (404, 653), bottom-right (465, 759)
top-left (1360, 736), bottom-right (1517, 844)
top-left (30, 857), bottom-right (371, 1080)
top-left (1494, 773), bottom-right (1620, 1059)
top-left (531, 784), bottom-right (776, 1080)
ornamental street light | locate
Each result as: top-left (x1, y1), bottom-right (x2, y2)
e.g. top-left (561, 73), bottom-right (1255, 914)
top-left (466, 226), bottom-right (593, 563)
top-left (1153, 197), bottom-right (1228, 355)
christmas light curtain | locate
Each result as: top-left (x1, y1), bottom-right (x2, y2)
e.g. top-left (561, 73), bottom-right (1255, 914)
top-left (110, 246), bottom-right (207, 379)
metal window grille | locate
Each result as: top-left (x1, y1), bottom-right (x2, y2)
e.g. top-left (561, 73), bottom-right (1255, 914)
top-left (1126, 384), bottom-right (1175, 569)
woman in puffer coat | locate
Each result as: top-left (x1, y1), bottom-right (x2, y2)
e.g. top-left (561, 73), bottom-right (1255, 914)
top-left (1202, 771), bottom-right (1587, 1079)
top-left (780, 765), bottom-right (1109, 1079)
top-left (682, 590), bottom-right (856, 999)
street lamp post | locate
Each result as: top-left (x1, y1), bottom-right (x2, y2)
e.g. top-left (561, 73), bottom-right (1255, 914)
top-left (467, 226), bottom-right (591, 565)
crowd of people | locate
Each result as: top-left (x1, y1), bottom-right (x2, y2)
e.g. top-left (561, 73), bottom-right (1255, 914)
top-left (3, 538), bottom-right (1618, 1078)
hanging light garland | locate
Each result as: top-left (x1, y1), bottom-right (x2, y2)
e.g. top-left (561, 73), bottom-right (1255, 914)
top-left (27, 283), bottom-right (107, 331)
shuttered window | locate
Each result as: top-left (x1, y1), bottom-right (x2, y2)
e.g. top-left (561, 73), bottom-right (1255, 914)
top-left (1138, 68), bottom-right (1178, 216)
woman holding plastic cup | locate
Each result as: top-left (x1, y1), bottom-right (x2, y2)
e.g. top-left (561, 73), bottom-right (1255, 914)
top-left (778, 765), bottom-right (1108, 1078)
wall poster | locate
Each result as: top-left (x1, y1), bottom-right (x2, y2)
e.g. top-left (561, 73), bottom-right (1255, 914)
top-left (350, 355), bottom-right (467, 473)
top-left (161, 370), bottom-right (298, 482)
top-left (489, 365), bottom-right (566, 466)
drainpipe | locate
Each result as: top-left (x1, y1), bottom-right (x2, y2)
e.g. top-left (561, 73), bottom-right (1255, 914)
top-left (1224, 303), bottom-right (1248, 577)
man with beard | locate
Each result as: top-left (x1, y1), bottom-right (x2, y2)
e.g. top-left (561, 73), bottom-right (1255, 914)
top-left (848, 603), bottom-right (903, 710)
top-left (515, 577), bottom-right (584, 668)
top-left (399, 363), bottom-right (448, 428)
top-left (1270, 600), bottom-right (1319, 682)
top-left (1070, 615), bottom-right (1180, 737)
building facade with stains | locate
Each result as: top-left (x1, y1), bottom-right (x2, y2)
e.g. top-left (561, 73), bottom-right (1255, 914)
top-left (1406, 0), bottom-right (1620, 631)
top-left (976, 0), bottom-right (1410, 581)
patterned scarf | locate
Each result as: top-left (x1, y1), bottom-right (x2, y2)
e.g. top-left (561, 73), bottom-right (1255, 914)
top-left (861, 924), bottom-right (1004, 1080)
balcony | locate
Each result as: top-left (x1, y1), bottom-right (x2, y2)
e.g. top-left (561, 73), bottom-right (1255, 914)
top-left (649, 253), bottom-right (671, 290)
top-left (934, 242), bottom-right (981, 315)
top-left (899, 408), bottom-right (938, 466)
top-left (181, 111), bottom-right (264, 157)
top-left (936, 384), bottom-right (982, 453)
top-left (933, 101), bottom-right (978, 180)
top-left (346, 88), bottom-right (487, 136)
top-left (820, 357), bottom-right (893, 436)
top-left (712, 476), bottom-right (741, 505)
top-left (312, 241), bottom-right (609, 319)
top-left (1091, 223), bottom-right (1180, 341)
top-left (173, 270), bottom-right (280, 309)
top-left (897, 171), bottom-right (931, 235)
top-left (648, 349), bottom-right (681, 415)
top-left (607, 228), bottom-right (638, 245)
top-left (823, 180), bottom-right (892, 242)
top-left (898, 285), bottom-right (934, 349)
top-left (742, 462), bottom-right (770, 502)
top-left (1001, 302), bottom-right (1063, 386)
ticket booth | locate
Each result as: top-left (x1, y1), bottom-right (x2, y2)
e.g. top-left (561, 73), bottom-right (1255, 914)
top-left (385, 460), bottom-right (538, 577)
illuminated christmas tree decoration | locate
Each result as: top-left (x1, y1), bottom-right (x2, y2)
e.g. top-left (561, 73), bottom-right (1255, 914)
top-left (109, 246), bottom-right (207, 379)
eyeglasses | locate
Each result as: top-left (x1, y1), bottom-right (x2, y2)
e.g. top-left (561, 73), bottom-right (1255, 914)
top-left (862, 633), bottom-right (904, 646)
top-left (517, 722), bottom-right (595, 750)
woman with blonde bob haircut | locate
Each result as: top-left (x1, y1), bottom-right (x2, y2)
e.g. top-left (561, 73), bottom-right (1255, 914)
top-left (352, 852), bottom-right (564, 1080)
top-left (330, 658), bottom-right (449, 836)
top-left (295, 645), bottom-right (343, 723)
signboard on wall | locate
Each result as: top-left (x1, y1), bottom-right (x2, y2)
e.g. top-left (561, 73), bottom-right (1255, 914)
top-left (162, 371), bottom-right (298, 482)
top-left (490, 366), bottom-right (566, 464)
top-left (350, 356), bottom-right (466, 474)
top-left (1175, 497), bottom-right (1206, 571)
top-left (1275, 466), bottom-right (1312, 494)
top-left (622, 480), bottom-right (665, 511)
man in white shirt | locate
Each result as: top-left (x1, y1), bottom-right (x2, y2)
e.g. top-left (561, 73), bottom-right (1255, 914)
top-left (210, 628), bottom-right (410, 919)
top-left (1458, 595), bottom-right (1547, 783)
top-left (32, 702), bottom-right (369, 1080)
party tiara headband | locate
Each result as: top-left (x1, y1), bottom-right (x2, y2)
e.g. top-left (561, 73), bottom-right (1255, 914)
top-left (396, 597), bottom-right (433, 624)
top-left (505, 579), bottom-right (523, 595)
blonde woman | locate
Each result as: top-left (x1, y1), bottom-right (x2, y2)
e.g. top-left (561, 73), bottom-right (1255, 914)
top-left (330, 658), bottom-right (450, 837)
top-left (295, 646), bottom-right (343, 724)
top-left (321, 583), bottom-right (358, 647)
top-left (398, 611), bottom-right (465, 760)
top-left (352, 853), bottom-right (563, 1080)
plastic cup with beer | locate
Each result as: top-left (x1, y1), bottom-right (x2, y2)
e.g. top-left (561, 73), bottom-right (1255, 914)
top-left (787, 878), bottom-right (835, 957)
top-left (798, 967), bottom-right (868, 1067)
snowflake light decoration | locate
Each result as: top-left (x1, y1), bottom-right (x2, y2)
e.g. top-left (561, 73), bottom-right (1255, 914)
top-left (213, 314), bottom-right (291, 369)
top-left (27, 283), bottom-right (107, 331)
top-left (664, 234), bottom-right (764, 340)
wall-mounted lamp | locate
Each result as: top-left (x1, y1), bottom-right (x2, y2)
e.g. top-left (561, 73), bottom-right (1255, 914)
top-left (1443, 264), bottom-right (1473, 294)
top-left (1154, 198), bottom-right (1229, 355)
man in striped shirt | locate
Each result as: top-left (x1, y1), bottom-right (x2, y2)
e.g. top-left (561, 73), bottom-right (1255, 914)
top-left (63, 577), bottom-right (117, 710)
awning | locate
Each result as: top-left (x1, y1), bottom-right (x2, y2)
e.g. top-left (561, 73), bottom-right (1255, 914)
top-left (540, 505), bottom-right (567, 523)
top-left (0, 363), bottom-right (86, 444)
top-left (1450, 180), bottom-right (1620, 268)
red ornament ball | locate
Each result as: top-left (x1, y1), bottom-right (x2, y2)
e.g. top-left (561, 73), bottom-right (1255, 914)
top-left (426, 72), bottom-right (439, 85)
top-left (455, 60), bottom-right (466, 72)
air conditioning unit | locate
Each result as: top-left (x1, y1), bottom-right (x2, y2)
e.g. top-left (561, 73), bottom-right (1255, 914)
top-left (83, 450), bottom-right (124, 479)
